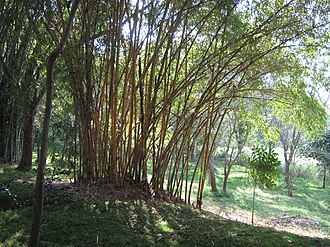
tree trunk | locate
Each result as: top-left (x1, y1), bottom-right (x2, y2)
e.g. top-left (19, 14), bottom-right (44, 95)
top-left (284, 144), bottom-right (297, 197)
top-left (223, 162), bottom-right (234, 193)
top-left (251, 179), bottom-right (257, 226)
top-left (18, 88), bottom-right (45, 171)
top-left (17, 108), bottom-right (35, 171)
top-left (190, 141), bottom-right (196, 161)
top-left (287, 177), bottom-right (293, 197)
top-left (281, 127), bottom-right (301, 198)
top-left (223, 171), bottom-right (229, 193)
top-left (209, 162), bottom-right (217, 192)
top-left (322, 165), bottom-right (326, 189)
top-left (28, 43), bottom-right (55, 247)
top-left (285, 160), bottom-right (293, 197)
top-left (36, 130), bottom-right (41, 163)
top-left (28, 2), bottom-right (79, 246)
top-left (223, 159), bottom-right (228, 193)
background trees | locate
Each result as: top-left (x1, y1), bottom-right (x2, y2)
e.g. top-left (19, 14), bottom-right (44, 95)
top-left (219, 103), bottom-right (251, 193)
top-left (0, 1), bottom-right (34, 164)
top-left (272, 78), bottom-right (327, 196)
top-left (0, 1), bottom-right (47, 169)
top-left (305, 131), bottom-right (330, 189)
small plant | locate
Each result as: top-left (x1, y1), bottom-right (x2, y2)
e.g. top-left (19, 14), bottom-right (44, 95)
top-left (247, 146), bottom-right (281, 225)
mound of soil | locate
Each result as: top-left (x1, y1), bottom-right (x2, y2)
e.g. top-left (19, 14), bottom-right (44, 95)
top-left (49, 180), bottom-right (151, 202)
top-left (48, 179), bottom-right (186, 204)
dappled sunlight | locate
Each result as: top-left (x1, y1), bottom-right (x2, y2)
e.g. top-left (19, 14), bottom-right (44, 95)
top-left (1, 163), bottom-right (330, 245)
top-left (0, 208), bottom-right (32, 246)
top-left (3, 230), bottom-right (26, 246)
top-left (157, 219), bottom-right (175, 233)
top-left (1, 197), bottom-right (330, 246)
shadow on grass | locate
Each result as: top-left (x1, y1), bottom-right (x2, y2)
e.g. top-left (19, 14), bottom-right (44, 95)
top-left (1, 164), bottom-right (329, 246)
top-left (1, 200), bottom-right (330, 247)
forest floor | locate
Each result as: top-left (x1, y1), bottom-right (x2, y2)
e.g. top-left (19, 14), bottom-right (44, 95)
top-left (1, 164), bottom-right (330, 246)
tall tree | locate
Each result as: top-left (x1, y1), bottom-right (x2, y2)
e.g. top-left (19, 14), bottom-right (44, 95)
top-left (29, 1), bottom-right (80, 246)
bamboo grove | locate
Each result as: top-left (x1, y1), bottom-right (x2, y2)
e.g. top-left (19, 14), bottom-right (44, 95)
top-left (1, 0), bottom-right (329, 207)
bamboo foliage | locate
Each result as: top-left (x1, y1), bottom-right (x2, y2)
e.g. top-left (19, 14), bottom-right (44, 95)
top-left (46, 0), bottom-right (330, 205)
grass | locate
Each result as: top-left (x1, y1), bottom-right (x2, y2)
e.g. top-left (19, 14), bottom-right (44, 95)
top-left (1, 200), bottom-right (330, 246)
top-left (202, 165), bottom-right (330, 235)
top-left (1, 164), bottom-right (330, 246)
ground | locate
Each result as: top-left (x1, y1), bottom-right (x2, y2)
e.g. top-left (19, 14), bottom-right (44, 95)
top-left (1, 164), bottom-right (330, 246)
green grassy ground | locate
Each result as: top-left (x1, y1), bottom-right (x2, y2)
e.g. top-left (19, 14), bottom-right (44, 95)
top-left (202, 166), bottom-right (330, 236)
top-left (1, 164), bottom-right (330, 246)
top-left (1, 200), bottom-right (330, 246)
